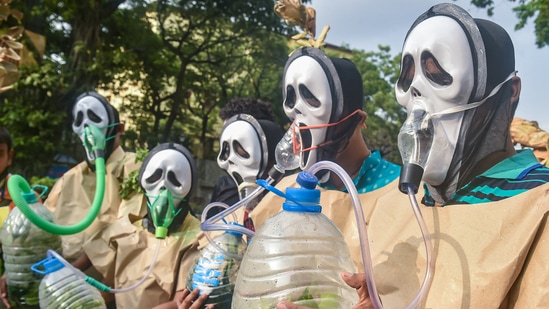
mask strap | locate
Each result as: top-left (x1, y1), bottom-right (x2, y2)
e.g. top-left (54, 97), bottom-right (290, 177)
top-left (431, 71), bottom-right (517, 119)
top-left (293, 109), bottom-right (362, 154)
top-left (298, 109), bottom-right (361, 130)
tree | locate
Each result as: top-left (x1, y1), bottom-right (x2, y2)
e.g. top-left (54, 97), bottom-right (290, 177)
top-left (109, 0), bottom-right (291, 158)
top-left (470, 0), bottom-right (549, 48)
top-left (350, 46), bottom-right (406, 164)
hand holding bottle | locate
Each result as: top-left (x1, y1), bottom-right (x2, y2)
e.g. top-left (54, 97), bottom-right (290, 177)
top-left (176, 288), bottom-right (213, 309)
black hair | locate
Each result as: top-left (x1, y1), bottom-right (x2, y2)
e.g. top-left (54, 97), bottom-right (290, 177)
top-left (0, 127), bottom-right (12, 150)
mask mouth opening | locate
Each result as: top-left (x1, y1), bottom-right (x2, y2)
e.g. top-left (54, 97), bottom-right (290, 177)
top-left (232, 172), bottom-right (243, 186)
top-left (298, 122), bottom-right (312, 164)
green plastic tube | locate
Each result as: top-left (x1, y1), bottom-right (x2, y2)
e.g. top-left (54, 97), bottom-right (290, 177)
top-left (7, 157), bottom-right (106, 235)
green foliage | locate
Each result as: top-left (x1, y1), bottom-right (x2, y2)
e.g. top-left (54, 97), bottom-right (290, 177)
top-left (470, 0), bottom-right (549, 48)
top-left (351, 46), bottom-right (406, 164)
top-left (119, 147), bottom-right (149, 200)
top-left (0, 60), bottom-right (70, 177)
top-left (109, 0), bottom-right (290, 159)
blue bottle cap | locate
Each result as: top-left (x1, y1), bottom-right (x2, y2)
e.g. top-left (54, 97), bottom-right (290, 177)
top-left (283, 172), bottom-right (321, 213)
top-left (23, 192), bottom-right (38, 203)
top-left (296, 171), bottom-right (318, 189)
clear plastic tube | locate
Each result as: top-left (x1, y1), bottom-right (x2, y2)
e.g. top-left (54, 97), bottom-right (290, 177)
top-left (306, 160), bottom-right (435, 309)
top-left (201, 202), bottom-right (245, 259)
top-left (199, 175), bottom-right (278, 239)
top-left (49, 238), bottom-right (162, 294)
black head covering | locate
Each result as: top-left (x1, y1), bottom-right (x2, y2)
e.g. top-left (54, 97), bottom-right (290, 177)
top-left (282, 47), bottom-right (364, 164)
top-left (406, 3), bottom-right (517, 202)
top-left (73, 91), bottom-right (120, 168)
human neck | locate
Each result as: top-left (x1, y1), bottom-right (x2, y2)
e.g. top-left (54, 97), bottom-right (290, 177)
top-left (330, 134), bottom-right (371, 190)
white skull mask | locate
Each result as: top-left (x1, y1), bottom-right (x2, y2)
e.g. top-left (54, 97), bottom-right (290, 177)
top-left (140, 148), bottom-right (194, 203)
top-left (72, 94), bottom-right (115, 161)
top-left (283, 51), bottom-right (340, 170)
top-left (395, 15), bottom-right (476, 186)
top-left (217, 114), bottom-right (268, 193)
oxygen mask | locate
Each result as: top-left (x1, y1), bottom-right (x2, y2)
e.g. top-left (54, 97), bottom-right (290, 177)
top-left (78, 125), bottom-right (107, 162)
top-left (147, 189), bottom-right (181, 239)
top-left (273, 122), bottom-right (301, 172)
top-left (398, 101), bottom-right (434, 193)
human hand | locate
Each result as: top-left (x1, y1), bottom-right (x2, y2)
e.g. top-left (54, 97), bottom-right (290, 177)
top-left (275, 272), bottom-right (374, 309)
top-left (0, 273), bottom-right (11, 308)
top-left (341, 271), bottom-right (374, 309)
top-left (176, 288), bottom-right (213, 309)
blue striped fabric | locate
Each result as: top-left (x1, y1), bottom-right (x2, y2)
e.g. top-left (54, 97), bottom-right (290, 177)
top-left (423, 150), bottom-right (549, 206)
top-left (320, 150), bottom-right (401, 193)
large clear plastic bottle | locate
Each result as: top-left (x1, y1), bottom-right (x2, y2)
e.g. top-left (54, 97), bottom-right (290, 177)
top-left (186, 224), bottom-right (246, 309)
top-left (232, 172), bottom-right (359, 308)
top-left (31, 250), bottom-right (106, 309)
top-left (0, 192), bottom-right (62, 308)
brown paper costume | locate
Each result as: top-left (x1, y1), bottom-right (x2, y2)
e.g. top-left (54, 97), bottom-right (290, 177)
top-left (83, 214), bottom-right (201, 309)
top-left (250, 174), bottom-right (549, 308)
top-left (45, 146), bottom-right (147, 261)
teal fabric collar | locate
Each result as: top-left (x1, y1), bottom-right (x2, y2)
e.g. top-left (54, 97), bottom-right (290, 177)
top-left (479, 149), bottom-right (542, 179)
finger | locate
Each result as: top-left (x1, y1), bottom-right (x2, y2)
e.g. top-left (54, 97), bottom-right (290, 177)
top-left (1, 292), bottom-right (10, 309)
top-left (180, 288), bottom-right (191, 299)
top-left (189, 292), bottom-right (209, 309)
top-left (342, 271), bottom-right (366, 289)
top-left (180, 289), bottom-right (202, 309)
top-left (1, 297), bottom-right (10, 309)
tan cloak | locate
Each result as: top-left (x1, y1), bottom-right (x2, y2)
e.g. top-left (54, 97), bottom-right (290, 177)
top-left (83, 214), bottom-right (202, 309)
top-left (44, 146), bottom-right (147, 261)
top-left (249, 173), bottom-right (549, 308)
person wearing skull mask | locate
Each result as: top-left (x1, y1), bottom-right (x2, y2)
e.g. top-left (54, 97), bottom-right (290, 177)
top-left (207, 97), bottom-right (279, 218)
top-left (175, 113), bottom-right (285, 309)
top-left (217, 114), bottom-right (284, 206)
top-left (281, 47), bottom-right (400, 190)
top-left (81, 143), bottom-right (202, 309)
top-left (279, 4), bottom-right (549, 309)
top-left (395, 4), bottom-right (549, 206)
top-left (44, 91), bottom-right (146, 273)
top-left (239, 47), bottom-right (401, 291)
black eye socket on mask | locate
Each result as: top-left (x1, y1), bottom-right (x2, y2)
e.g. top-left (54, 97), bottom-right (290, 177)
top-left (398, 55), bottom-right (415, 93)
top-left (87, 110), bottom-right (103, 123)
top-left (219, 141), bottom-right (230, 161)
top-left (167, 170), bottom-right (182, 187)
top-left (233, 140), bottom-right (250, 159)
top-left (421, 52), bottom-right (452, 86)
top-left (146, 168), bottom-right (163, 184)
top-left (299, 84), bottom-right (321, 108)
top-left (74, 111), bottom-right (84, 127)
top-left (285, 85), bottom-right (296, 109)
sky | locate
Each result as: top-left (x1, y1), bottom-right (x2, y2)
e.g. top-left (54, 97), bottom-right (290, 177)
top-left (311, 0), bottom-right (549, 131)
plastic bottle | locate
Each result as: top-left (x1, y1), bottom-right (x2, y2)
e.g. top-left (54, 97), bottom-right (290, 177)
top-left (232, 172), bottom-right (359, 308)
top-left (0, 191), bottom-right (62, 308)
top-left (31, 250), bottom-right (106, 309)
top-left (187, 224), bottom-right (246, 309)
